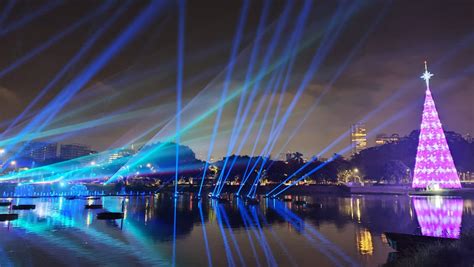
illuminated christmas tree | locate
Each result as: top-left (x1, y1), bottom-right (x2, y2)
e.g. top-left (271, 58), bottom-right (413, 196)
top-left (412, 62), bottom-right (461, 189)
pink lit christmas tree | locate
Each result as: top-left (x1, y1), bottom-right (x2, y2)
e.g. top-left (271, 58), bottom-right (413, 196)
top-left (412, 62), bottom-right (461, 189)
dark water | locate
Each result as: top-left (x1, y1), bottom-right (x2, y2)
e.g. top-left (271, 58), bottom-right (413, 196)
top-left (0, 194), bottom-right (473, 266)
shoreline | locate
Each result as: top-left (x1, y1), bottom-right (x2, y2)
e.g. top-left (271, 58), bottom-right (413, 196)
top-left (3, 184), bottom-right (474, 198)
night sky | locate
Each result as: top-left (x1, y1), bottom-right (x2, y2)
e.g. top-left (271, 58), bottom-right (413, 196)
top-left (0, 0), bottom-right (472, 160)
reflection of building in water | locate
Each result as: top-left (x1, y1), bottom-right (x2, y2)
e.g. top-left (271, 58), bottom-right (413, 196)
top-left (356, 228), bottom-right (373, 255)
top-left (413, 197), bottom-right (463, 238)
top-left (345, 197), bottom-right (362, 222)
top-left (464, 199), bottom-right (473, 216)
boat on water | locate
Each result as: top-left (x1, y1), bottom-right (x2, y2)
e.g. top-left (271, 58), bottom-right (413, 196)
top-left (384, 232), bottom-right (457, 252)
top-left (0, 202), bottom-right (12, 207)
top-left (97, 212), bottom-right (124, 220)
top-left (0, 213), bottom-right (18, 221)
top-left (85, 204), bottom-right (103, 209)
top-left (12, 204), bottom-right (36, 210)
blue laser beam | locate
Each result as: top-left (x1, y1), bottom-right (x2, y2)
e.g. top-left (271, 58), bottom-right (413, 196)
top-left (2, 0), bottom-right (130, 137)
top-left (248, 2), bottom-right (360, 197)
top-left (106, 26), bottom-right (324, 185)
top-left (218, 205), bottom-right (246, 266)
top-left (219, 65), bottom-right (284, 196)
top-left (236, 200), bottom-right (262, 267)
top-left (0, 1), bottom-right (112, 80)
top-left (269, 201), bottom-right (349, 266)
top-left (0, 1), bottom-right (63, 37)
top-left (215, 0), bottom-right (294, 196)
top-left (174, 0), bottom-right (186, 198)
top-left (214, 202), bottom-right (236, 267)
top-left (0, 0), bottom-right (15, 28)
top-left (236, 66), bottom-right (286, 196)
top-left (198, 0), bottom-right (250, 197)
top-left (236, 0), bottom-right (313, 194)
top-left (198, 202), bottom-right (213, 267)
top-left (211, 0), bottom-right (273, 196)
top-left (7, 0), bottom-right (164, 165)
top-left (267, 1), bottom-right (391, 173)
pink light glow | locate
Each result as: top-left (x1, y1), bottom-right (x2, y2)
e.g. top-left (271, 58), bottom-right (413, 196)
top-left (413, 197), bottom-right (463, 238)
top-left (412, 64), bottom-right (461, 189)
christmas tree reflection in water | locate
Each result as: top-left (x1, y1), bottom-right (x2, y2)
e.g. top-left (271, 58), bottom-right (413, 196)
top-left (356, 228), bottom-right (374, 255)
top-left (413, 197), bottom-right (463, 238)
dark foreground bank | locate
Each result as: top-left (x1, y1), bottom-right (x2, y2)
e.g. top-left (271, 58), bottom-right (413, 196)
top-left (385, 231), bottom-right (474, 267)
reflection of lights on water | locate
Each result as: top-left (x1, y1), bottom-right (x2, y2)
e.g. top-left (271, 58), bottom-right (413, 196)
top-left (59, 197), bottom-right (63, 210)
top-left (86, 211), bottom-right (92, 226)
top-left (356, 228), bottom-right (373, 255)
top-left (380, 233), bottom-right (388, 244)
top-left (34, 203), bottom-right (49, 218)
top-left (433, 195), bottom-right (443, 209)
top-left (356, 198), bottom-right (361, 223)
top-left (350, 198), bottom-right (354, 220)
top-left (413, 197), bottom-right (463, 238)
top-left (464, 199), bottom-right (473, 215)
top-left (208, 208), bottom-right (216, 223)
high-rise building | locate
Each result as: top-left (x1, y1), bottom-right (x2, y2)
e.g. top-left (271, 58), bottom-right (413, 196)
top-left (20, 142), bottom-right (58, 162)
top-left (350, 123), bottom-right (367, 155)
top-left (375, 133), bottom-right (400, 146)
top-left (60, 143), bottom-right (95, 160)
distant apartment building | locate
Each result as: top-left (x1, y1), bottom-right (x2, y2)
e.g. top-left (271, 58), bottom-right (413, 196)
top-left (277, 152), bottom-right (293, 162)
top-left (60, 143), bottom-right (95, 160)
top-left (108, 148), bottom-right (134, 163)
top-left (375, 133), bottom-right (400, 146)
top-left (350, 123), bottom-right (367, 155)
top-left (20, 142), bottom-right (58, 162)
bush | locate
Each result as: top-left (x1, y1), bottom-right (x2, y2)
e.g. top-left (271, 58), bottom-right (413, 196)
top-left (386, 231), bottom-right (474, 267)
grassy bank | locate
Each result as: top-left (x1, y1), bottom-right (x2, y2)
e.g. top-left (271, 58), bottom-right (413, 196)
top-left (386, 231), bottom-right (474, 267)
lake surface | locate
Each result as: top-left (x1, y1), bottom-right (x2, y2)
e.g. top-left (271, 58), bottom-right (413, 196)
top-left (0, 194), bottom-right (473, 266)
